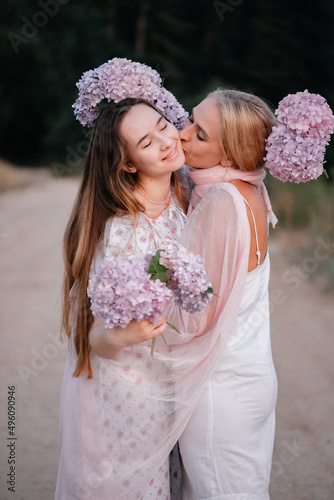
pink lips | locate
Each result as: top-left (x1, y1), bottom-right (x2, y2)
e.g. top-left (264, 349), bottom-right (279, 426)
top-left (163, 144), bottom-right (178, 161)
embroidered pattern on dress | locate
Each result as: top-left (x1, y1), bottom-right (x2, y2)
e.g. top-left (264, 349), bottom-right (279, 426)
top-left (88, 192), bottom-right (186, 499)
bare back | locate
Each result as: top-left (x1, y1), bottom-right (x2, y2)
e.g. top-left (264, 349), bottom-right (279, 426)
top-left (229, 179), bottom-right (268, 272)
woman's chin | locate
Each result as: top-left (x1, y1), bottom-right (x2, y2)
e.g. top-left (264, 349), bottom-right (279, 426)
top-left (183, 156), bottom-right (205, 170)
top-left (183, 156), bottom-right (195, 168)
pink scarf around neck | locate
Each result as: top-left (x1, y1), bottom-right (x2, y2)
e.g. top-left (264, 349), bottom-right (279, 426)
top-left (188, 165), bottom-right (277, 227)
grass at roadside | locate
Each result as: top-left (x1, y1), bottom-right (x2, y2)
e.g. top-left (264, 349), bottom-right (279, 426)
top-left (266, 172), bottom-right (334, 290)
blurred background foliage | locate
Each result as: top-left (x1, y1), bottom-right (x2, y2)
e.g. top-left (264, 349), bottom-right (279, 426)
top-left (1, 0), bottom-right (334, 248)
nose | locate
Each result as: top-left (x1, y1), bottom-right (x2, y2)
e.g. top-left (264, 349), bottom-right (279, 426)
top-left (159, 133), bottom-right (173, 150)
top-left (179, 122), bottom-right (192, 142)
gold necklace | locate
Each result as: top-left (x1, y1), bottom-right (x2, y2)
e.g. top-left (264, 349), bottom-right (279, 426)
top-left (138, 187), bottom-right (171, 205)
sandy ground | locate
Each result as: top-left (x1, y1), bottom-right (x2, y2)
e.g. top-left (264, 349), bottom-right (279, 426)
top-left (0, 167), bottom-right (333, 500)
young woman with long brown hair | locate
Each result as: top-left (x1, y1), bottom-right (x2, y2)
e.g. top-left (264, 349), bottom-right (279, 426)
top-left (55, 97), bottom-right (187, 499)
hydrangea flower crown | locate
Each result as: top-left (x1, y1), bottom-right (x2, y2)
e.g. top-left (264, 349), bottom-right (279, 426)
top-left (265, 90), bottom-right (334, 183)
top-left (73, 57), bottom-right (188, 131)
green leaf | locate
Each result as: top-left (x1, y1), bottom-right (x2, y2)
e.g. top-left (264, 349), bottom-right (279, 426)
top-left (147, 250), bottom-right (169, 282)
top-left (97, 98), bottom-right (110, 111)
top-left (323, 168), bottom-right (329, 179)
top-left (205, 286), bottom-right (219, 298)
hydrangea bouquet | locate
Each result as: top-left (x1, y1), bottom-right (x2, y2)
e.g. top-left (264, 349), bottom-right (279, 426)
top-left (88, 241), bottom-right (213, 356)
top-left (265, 90), bottom-right (334, 183)
top-left (73, 57), bottom-right (188, 131)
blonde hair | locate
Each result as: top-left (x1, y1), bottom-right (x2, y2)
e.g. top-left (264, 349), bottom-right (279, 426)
top-left (63, 98), bottom-right (185, 378)
top-left (208, 89), bottom-right (277, 171)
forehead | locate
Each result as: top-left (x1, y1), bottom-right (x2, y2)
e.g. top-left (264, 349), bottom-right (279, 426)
top-left (120, 104), bottom-right (162, 144)
top-left (193, 98), bottom-right (221, 136)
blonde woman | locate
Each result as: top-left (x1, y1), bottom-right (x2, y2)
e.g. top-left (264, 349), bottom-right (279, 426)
top-left (170, 89), bottom-right (278, 499)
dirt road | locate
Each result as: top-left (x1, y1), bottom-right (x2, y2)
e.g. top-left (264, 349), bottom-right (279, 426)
top-left (0, 169), bottom-right (333, 500)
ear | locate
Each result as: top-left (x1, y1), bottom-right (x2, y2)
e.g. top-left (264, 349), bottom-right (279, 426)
top-left (219, 157), bottom-right (233, 169)
top-left (122, 162), bottom-right (137, 173)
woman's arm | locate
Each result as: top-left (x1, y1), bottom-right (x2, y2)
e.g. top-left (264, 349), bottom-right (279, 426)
top-left (89, 316), bottom-right (167, 359)
top-left (165, 183), bottom-right (250, 341)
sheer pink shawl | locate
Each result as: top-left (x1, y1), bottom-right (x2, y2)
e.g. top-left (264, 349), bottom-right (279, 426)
top-left (188, 165), bottom-right (277, 227)
top-left (55, 166), bottom-right (276, 499)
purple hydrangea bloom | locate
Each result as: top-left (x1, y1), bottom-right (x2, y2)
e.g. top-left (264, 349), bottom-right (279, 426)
top-left (72, 69), bottom-right (105, 127)
top-left (73, 58), bottom-right (188, 130)
top-left (159, 241), bottom-right (213, 313)
top-left (155, 87), bottom-right (189, 131)
top-left (265, 90), bottom-right (334, 183)
top-left (88, 255), bottom-right (173, 329)
top-left (276, 90), bottom-right (334, 137)
top-left (98, 58), bottom-right (161, 104)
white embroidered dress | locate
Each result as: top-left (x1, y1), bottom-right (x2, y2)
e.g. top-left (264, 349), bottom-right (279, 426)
top-left (55, 194), bottom-right (186, 500)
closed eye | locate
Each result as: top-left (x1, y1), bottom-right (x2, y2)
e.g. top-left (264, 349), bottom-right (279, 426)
top-left (143, 141), bottom-right (151, 148)
top-left (188, 115), bottom-right (204, 140)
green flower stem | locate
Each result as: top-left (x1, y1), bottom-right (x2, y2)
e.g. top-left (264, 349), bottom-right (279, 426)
top-left (150, 338), bottom-right (156, 357)
top-left (166, 321), bottom-right (181, 334)
top-left (150, 326), bottom-right (179, 357)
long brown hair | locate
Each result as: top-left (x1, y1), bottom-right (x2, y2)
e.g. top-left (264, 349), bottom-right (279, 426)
top-left (63, 98), bottom-right (184, 377)
top-left (208, 89), bottom-right (277, 171)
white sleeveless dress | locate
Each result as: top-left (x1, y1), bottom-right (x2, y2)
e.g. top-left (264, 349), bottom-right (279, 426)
top-left (178, 199), bottom-right (277, 500)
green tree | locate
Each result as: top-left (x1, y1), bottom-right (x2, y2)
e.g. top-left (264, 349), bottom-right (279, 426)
top-left (1, 0), bottom-right (334, 172)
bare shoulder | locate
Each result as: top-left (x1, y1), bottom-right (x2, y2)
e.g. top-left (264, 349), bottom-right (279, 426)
top-left (228, 179), bottom-right (266, 213)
